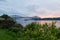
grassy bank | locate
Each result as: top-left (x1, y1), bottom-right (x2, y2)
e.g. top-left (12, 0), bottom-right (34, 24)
top-left (0, 14), bottom-right (60, 40)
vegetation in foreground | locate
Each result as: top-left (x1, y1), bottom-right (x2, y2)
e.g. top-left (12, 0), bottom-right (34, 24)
top-left (0, 14), bottom-right (60, 40)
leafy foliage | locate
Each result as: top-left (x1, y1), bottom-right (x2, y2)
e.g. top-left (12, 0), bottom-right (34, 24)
top-left (0, 14), bottom-right (60, 40)
top-left (23, 22), bottom-right (60, 40)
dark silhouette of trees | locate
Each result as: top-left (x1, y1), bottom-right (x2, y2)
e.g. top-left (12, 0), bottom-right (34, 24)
top-left (1, 14), bottom-right (11, 20)
top-left (0, 14), bottom-right (23, 30)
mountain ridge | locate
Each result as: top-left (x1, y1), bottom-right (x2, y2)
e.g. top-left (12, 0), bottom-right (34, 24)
top-left (10, 15), bottom-right (60, 20)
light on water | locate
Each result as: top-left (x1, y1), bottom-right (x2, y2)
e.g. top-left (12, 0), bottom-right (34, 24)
top-left (16, 19), bottom-right (60, 27)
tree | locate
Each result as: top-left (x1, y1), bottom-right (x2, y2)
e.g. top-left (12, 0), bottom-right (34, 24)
top-left (1, 14), bottom-right (11, 20)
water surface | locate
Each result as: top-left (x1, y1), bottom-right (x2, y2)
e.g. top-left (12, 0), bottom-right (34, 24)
top-left (16, 18), bottom-right (60, 27)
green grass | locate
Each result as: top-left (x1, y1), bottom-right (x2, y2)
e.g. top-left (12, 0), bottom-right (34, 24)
top-left (0, 18), bottom-right (5, 20)
top-left (0, 29), bottom-right (13, 40)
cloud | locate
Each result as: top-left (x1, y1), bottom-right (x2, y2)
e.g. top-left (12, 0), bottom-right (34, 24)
top-left (0, 0), bottom-right (6, 2)
top-left (0, 0), bottom-right (60, 17)
top-left (0, 9), bottom-right (7, 16)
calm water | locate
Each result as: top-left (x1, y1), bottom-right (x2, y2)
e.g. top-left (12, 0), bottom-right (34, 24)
top-left (16, 18), bottom-right (60, 27)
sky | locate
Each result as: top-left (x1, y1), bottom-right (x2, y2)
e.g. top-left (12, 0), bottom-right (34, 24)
top-left (0, 0), bottom-right (60, 18)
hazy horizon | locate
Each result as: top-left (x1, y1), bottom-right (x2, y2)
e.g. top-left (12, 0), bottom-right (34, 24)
top-left (0, 0), bottom-right (60, 18)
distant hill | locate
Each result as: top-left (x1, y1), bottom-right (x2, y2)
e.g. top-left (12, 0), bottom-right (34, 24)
top-left (31, 16), bottom-right (41, 20)
top-left (10, 15), bottom-right (23, 18)
top-left (10, 15), bottom-right (60, 20)
top-left (10, 15), bottom-right (24, 19)
top-left (41, 17), bottom-right (60, 20)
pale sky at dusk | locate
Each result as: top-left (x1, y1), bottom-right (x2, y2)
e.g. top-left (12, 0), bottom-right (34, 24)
top-left (0, 0), bottom-right (60, 18)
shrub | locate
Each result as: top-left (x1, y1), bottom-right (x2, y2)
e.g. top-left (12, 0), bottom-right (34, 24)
top-left (23, 22), bottom-right (60, 40)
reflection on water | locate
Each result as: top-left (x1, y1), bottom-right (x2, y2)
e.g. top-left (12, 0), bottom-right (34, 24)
top-left (16, 19), bottom-right (60, 27)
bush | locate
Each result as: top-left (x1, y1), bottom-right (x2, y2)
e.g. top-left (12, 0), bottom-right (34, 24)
top-left (0, 14), bottom-right (60, 40)
top-left (23, 22), bottom-right (60, 40)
